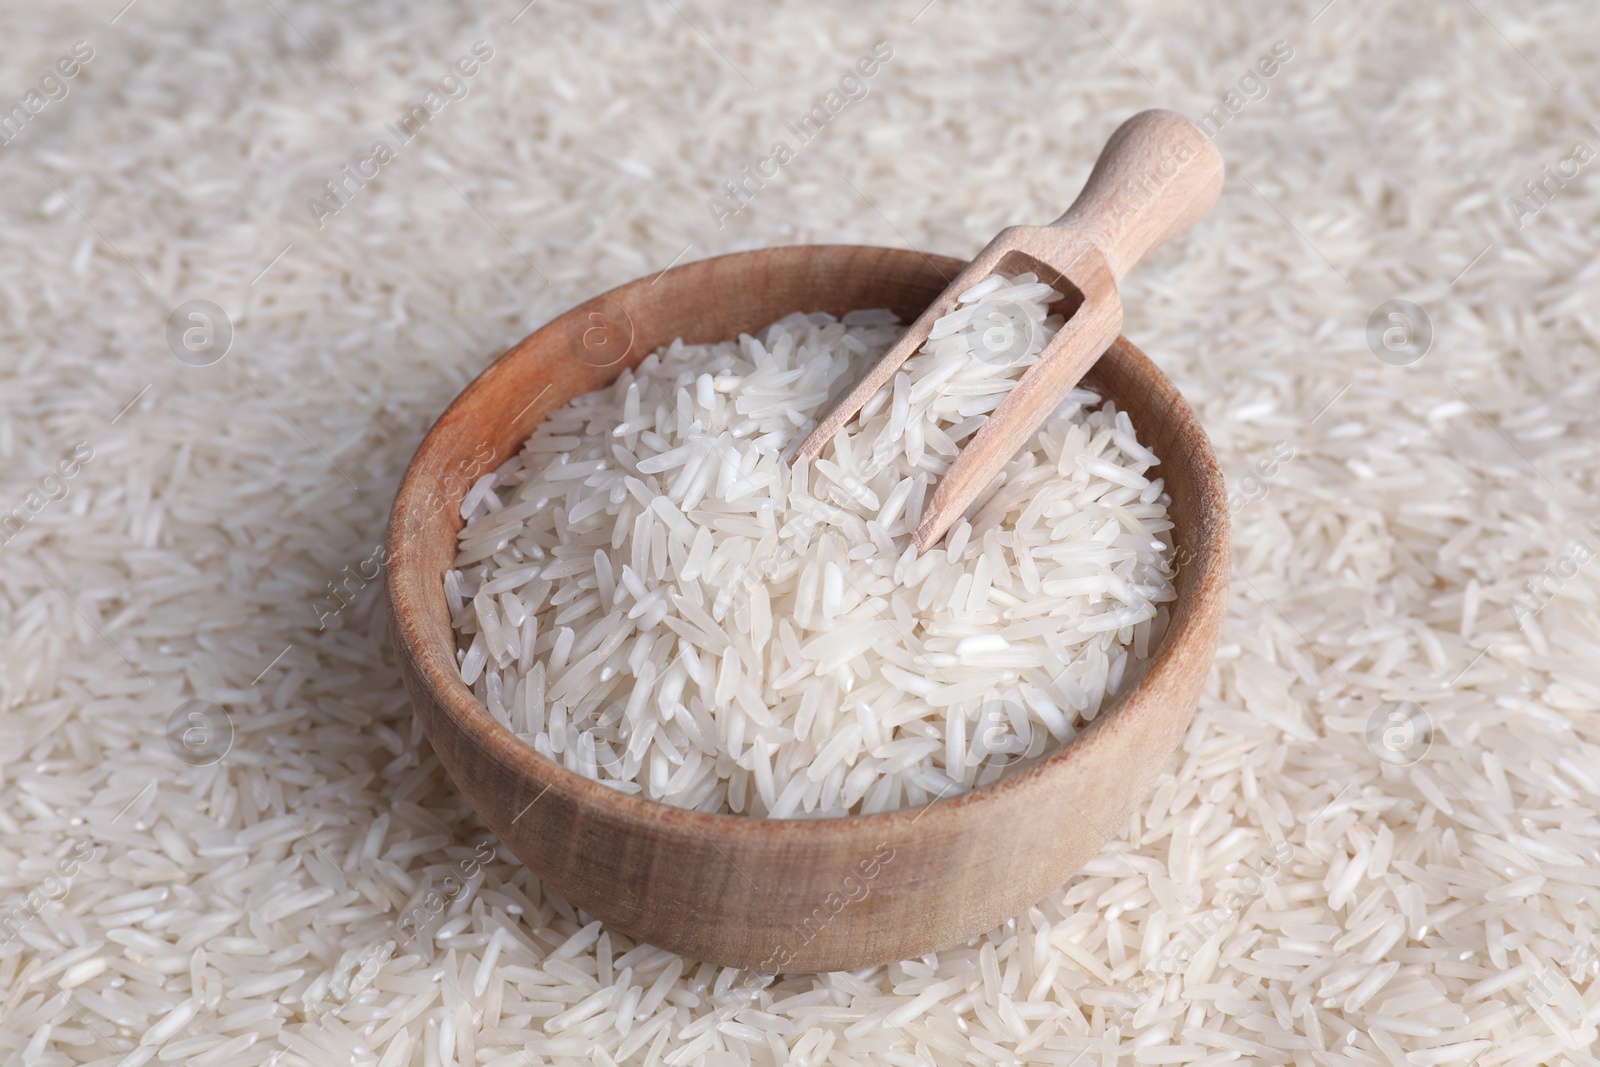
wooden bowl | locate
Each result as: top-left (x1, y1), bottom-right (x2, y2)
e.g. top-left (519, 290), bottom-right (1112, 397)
top-left (386, 245), bottom-right (1229, 972)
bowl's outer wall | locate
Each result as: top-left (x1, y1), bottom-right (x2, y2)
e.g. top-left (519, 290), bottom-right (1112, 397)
top-left (386, 246), bottom-right (1230, 971)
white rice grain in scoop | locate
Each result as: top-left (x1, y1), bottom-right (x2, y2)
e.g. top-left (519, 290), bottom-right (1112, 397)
top-left (451, 274), bottom-right (1175, 816)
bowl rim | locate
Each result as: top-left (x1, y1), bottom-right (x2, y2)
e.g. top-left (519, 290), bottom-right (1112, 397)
top-left (386, 242), bottom-right (1228, 843)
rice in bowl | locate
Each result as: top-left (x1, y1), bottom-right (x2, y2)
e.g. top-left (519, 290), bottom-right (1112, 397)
top-left (449, 274), bottom-right (1175, 817)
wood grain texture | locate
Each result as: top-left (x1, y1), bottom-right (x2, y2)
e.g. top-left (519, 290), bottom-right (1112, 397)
top-left (385, 244), bottom-right (1230, 972)
top-left (794, 109), bottom-right (1225, 552)
top-left (1050, 108), bottom-right (1225, 284)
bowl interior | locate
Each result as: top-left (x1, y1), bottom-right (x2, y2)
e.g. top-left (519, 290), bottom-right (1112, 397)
top-left (386, 244), bottom-right (1228, 969)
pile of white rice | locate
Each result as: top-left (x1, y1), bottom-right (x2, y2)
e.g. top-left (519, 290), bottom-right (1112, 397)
top-left (449, 273), bottom-right (1176, 816)
top-left (5, 1), bottom-right (1599, 1064)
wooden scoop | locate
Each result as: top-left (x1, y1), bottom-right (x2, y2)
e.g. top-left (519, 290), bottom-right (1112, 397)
top-left (794, 108), bottom-right (1224, 552)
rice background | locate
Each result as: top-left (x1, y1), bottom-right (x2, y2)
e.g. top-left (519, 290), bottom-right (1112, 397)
top-left (2, 1), bottom-right (1598, 1064)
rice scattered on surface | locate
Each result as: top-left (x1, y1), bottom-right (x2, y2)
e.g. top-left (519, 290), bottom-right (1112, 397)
top-left (449, 273), bottom-right (1176, 816)
top-left (3, 1), bottom-right (1599, 1063)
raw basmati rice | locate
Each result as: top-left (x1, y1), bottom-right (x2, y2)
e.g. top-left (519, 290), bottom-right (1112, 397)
top-left (8, 3), bottom-right (1599, 1063)
top-left (450, 273), bottom-right (1176, 815)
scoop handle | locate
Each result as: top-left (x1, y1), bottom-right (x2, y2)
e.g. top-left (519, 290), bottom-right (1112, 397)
top-left (1050, 109), bottom-right (1224, 284)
